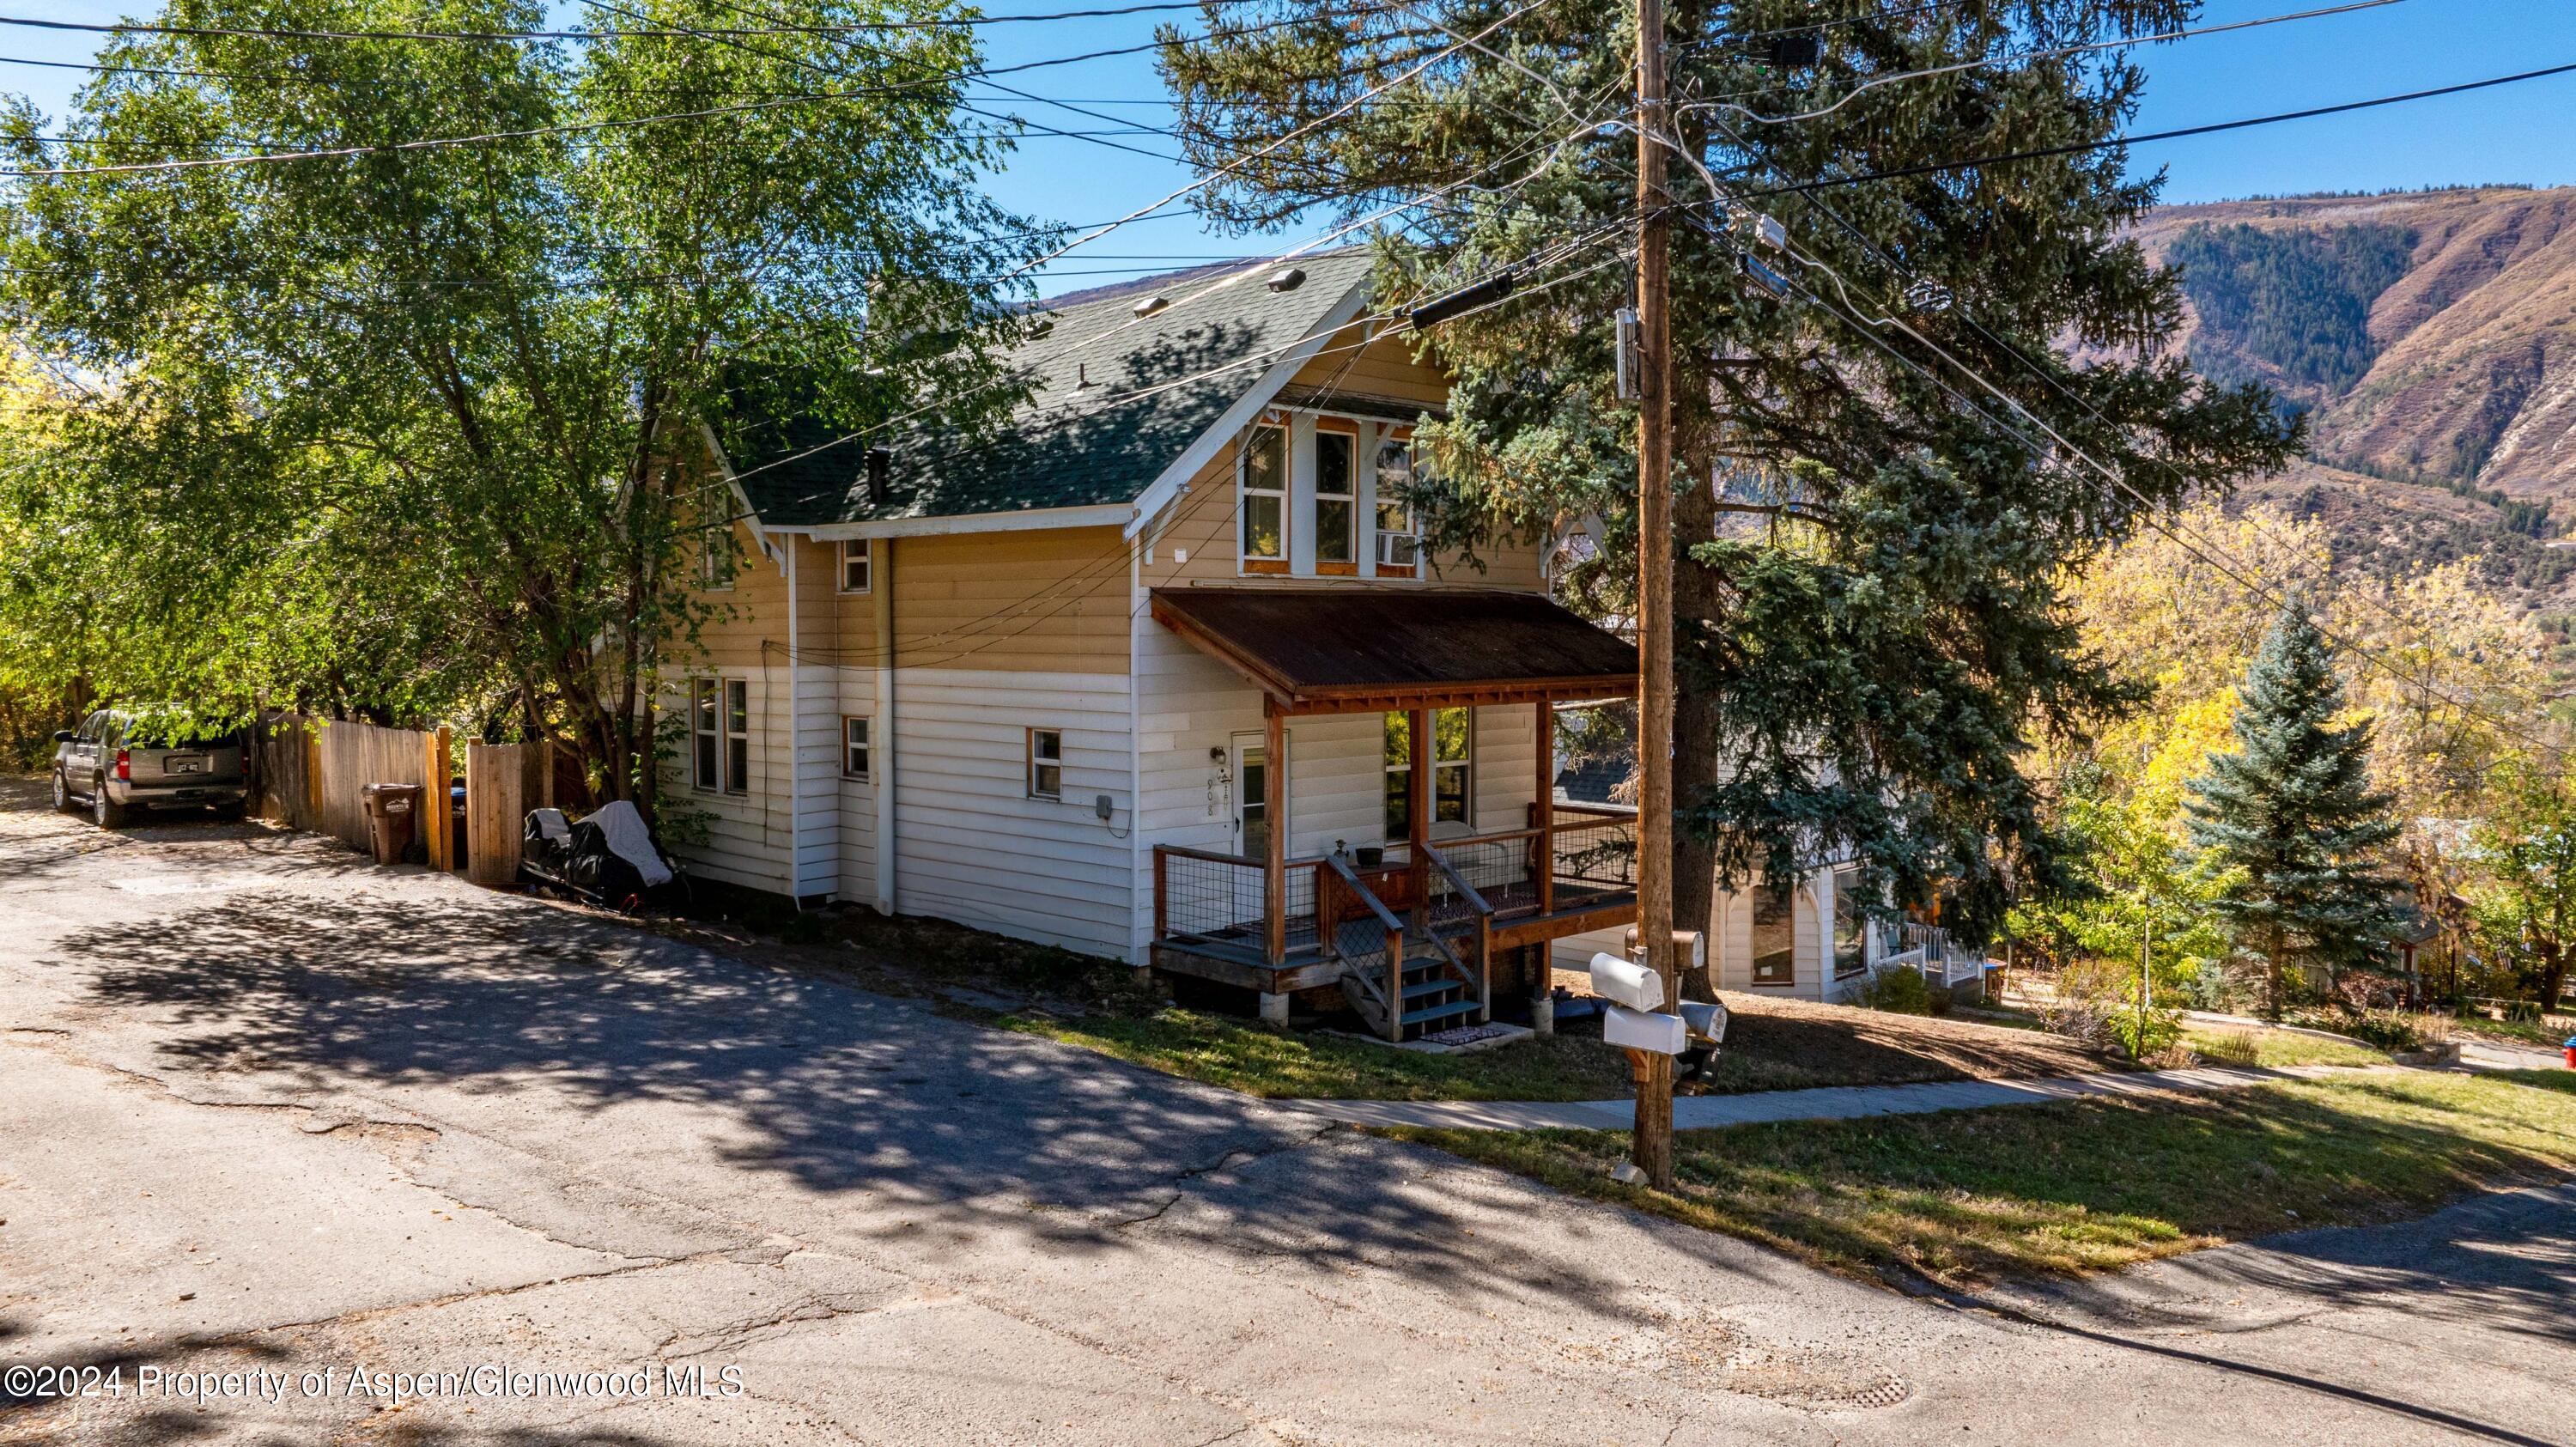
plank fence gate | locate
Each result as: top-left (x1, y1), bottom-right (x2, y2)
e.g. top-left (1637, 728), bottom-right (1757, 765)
top-left (252, 712), bottom-right (555, 886)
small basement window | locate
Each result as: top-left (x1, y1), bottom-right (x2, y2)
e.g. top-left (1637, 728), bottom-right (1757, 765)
top-left (842, 716), bottom-right (872, 780)
top-left (839, 539), bottom-right (872, 594)
top-left (1028, 727), bottom-right (1063, 799)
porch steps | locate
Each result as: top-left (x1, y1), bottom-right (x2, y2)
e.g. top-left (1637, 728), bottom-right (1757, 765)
top-left (1340, 948), bottom-right (1485, 1042)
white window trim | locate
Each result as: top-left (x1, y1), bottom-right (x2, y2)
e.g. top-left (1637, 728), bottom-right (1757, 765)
top-left (837, 539), bottom-right (872, 595)
top-left (1028, 727), bottom-right (1065, 800)
top-left (722, 678), bottom-right (750, 797)
top-left (841, 714), bottom-right (872, 781)
top-left (1312, 421), bottom-right (1359, 569)
top-left (1373, 433), bottom-right (1423, 572)
top-left (1238, 416), bottom-right (1289, 570)
top-left (689, 678), bottom-right (721, 792)
top-left (699, 522), bottom-right (734, 592)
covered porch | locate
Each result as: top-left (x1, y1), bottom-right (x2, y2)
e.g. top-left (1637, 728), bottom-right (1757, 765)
top-left (1145, 587), bottom-right (1641, 1040)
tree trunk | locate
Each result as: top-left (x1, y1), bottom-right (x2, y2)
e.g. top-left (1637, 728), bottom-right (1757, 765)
top-left (2266, 921), bottom-right (2285, 1023)
top-left (1669, 428), bottom-right (1722, 1001)
top-left (2540, 939), bottom-right (2567, 1018)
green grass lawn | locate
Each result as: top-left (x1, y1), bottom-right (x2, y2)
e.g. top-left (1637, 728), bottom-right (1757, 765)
top-left (999, 1007), bottom-right (1639, 1100)
top-left (2178, 1023), bottom-right (2387, 1068)
top-left (994, 990), bottom-right (2134, 1102)
top-left (2451, 1013), bottom-right (2576, 1050)
top-left (1390, 1071), bottom-right (2576, 1288)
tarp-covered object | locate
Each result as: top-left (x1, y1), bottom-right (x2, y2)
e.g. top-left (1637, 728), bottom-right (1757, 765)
top-left (521, 799), bottom-right (677, 907)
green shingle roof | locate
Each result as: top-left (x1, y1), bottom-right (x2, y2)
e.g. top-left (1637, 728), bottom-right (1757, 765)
top-left (726, 252), bottom-right (1382, 528)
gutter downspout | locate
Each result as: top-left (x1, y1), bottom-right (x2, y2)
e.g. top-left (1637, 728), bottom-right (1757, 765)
top-left (786, 538), bottom-right (800, 902)
top-left (872, 538), bottom-right (896, 915)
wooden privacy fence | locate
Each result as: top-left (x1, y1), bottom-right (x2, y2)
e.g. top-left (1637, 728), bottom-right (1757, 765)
top-left (252, 712), bottom-right (556, 885)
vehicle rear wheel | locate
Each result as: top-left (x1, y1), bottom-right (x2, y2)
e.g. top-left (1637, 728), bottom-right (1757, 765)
top-left (92, 781), bottom-right (127, 830)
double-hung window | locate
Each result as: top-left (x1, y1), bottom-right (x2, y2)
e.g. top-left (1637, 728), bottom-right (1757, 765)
top-left (699, 520), bottom-right (733, 589)
top-left (1028, 728), bottom-right (1064, 799)
top-left (842, 716), bottom-right (872, 781)
top-left (838, 539), bottom-right (872, 594)
top-left (689, 679), bottom-right (722, 791)
top-left (1374, 436), bottom-right (1421, 574)
top-left (1239, 421), bottom-right (1288, 573)
top-left (723, 680), bottom-right (750, 795)
top-left (1832, 866), bottom-right (1868, 977)
top-left (1382, 708), bottom-right (1471, 837)
top-left (1750, 884), bottom-right (1796, 986)
top-left (1313, 421), bottom-right (1358, 574)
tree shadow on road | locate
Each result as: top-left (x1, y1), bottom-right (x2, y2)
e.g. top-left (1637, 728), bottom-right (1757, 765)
top-left (49, 889), bottom-right (1717, 1326)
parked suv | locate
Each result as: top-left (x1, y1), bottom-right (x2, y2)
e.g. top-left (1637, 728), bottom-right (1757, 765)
top-left (51, 708), bottom-right (248, 828)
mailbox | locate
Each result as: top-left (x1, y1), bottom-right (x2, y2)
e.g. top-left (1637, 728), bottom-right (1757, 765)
top-left (1603, 1004), bottom-right (1686, 1055)
top-left (1589, 952), bottom-right (1664, 1012)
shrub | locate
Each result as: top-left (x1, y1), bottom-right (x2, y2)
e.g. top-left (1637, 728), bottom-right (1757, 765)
top-left (2107, 1001), bottom-right (2185, 1061)
top-left (1857, 968), bottom-right (1933, 1016)
top-left (2199, 1029), bottom-right (2263, 1067)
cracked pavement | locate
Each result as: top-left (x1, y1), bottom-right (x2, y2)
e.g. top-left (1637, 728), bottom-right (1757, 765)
top-left (2, 782), bottom-right (2571, 1445)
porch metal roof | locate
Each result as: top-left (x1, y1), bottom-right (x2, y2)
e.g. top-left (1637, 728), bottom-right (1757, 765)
top-left (1149, 586), bottom-right (1637, 714)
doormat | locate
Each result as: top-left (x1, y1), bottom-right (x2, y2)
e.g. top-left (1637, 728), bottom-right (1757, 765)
top-left (1419, 1023), bottom-right (1519, 1049)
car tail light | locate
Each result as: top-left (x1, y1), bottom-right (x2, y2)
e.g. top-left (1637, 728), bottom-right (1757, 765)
top-left (114, 748), bottom-right (130, 781)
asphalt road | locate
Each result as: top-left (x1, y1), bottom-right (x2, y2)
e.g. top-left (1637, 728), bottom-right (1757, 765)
top-left (2, 781), bottom-right (2570, 1446)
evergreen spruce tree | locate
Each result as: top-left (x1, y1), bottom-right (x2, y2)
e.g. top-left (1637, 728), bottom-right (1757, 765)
top-left (1158, 2), bottom-right (2302, 991)
top-left (2187, 603), bottom-right (2404, 1018)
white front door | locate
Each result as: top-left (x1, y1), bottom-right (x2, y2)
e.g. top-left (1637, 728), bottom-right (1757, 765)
top-left (1230, 731), bottom-right (1285, 859)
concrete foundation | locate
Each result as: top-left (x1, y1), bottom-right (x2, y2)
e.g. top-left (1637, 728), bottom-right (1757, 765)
top-left (1258, 990), bottom-right (1291, 1025)
top-left (1529, 991), bottom-right (1554, 1037)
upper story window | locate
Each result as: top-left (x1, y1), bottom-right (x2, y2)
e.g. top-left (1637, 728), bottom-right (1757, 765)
top-left (838, 539), bottom-right (872, 594)
top-left (1240, 422), bottom-right (1288, 573)
top-left (698, 520), bottom-right (734, 590)
top-left (1375, 436), bottom-right (1421, 575)
top-left (1314, 420), bottom-right (1358, 575)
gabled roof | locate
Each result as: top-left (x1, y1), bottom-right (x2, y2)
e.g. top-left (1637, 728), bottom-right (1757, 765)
top-left (723, 251), bottom-right (1384, 530)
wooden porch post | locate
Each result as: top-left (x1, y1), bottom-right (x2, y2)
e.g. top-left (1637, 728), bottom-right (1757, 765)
top-left (1263, 700), bottom-right (1287, 966)
top-left (1406, 707), bottom-right (1431, 930)
top-left (1534, 699), bottom-right (1555, 917)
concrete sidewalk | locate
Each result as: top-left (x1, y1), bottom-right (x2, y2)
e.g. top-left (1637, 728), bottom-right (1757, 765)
top-left (1287, 1061), bottom-right (2374, 1131)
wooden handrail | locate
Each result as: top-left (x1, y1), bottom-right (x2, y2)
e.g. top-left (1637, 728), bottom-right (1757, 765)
top-left (1152, 842), bottom-right (1262, 868)
top-left (1424, 845), bottom-right (1494, 918)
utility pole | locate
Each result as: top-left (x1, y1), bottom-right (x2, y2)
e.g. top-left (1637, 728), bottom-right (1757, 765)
top-left (1629, 0), bottom-right (1676, 1191)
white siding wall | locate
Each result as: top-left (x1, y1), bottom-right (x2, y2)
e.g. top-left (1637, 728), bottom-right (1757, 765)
top-left (1132, 618), bottom-right (1546, 961)
top-left (833, 666), bottom-right (879, 902)
top-left (890, 666), bottom-right (1135, 958)
top-left (659, 666), bottom-right (795, 895)
top-left (792, 664), bottom-right (839, 897)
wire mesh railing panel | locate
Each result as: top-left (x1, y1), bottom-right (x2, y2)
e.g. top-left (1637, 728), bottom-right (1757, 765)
top-left (1552, 816), bottom-right (1638, 892)
top-left (1158, 849), bottom-right (1268, 940)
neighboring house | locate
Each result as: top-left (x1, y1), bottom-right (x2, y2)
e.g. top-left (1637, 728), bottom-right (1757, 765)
top-left (1545, 745), bottom-right (1878, 1004)
top-left (665, 253), bottom-right (1641, 1039)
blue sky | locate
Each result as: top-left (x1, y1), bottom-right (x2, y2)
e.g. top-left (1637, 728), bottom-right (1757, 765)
top-left (0, 0), bottom-right (2566, 294)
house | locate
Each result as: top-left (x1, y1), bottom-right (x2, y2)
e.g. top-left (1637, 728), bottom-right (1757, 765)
top-left (1544, 739), bottom-right (1876, 1004)
top-left (1546, 732), bottom-right (1990, 1004)
top-left (665, 252), bottom-right (1641, 1039)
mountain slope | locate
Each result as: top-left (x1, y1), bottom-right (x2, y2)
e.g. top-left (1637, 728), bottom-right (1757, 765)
top-left (2124, 187), bottom-right (2576, 616)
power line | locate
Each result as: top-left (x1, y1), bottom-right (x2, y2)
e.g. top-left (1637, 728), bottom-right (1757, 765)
top-left (1685, 0), bottom-right (2410, 128)
top-left (1751, 58), bottom-right (2576, 197)
top-left (0, 0), bottom-right (1288, 44)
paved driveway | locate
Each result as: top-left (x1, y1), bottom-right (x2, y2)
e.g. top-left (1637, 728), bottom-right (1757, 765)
top-left (1, 781), bottom-right (2569, 1445)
